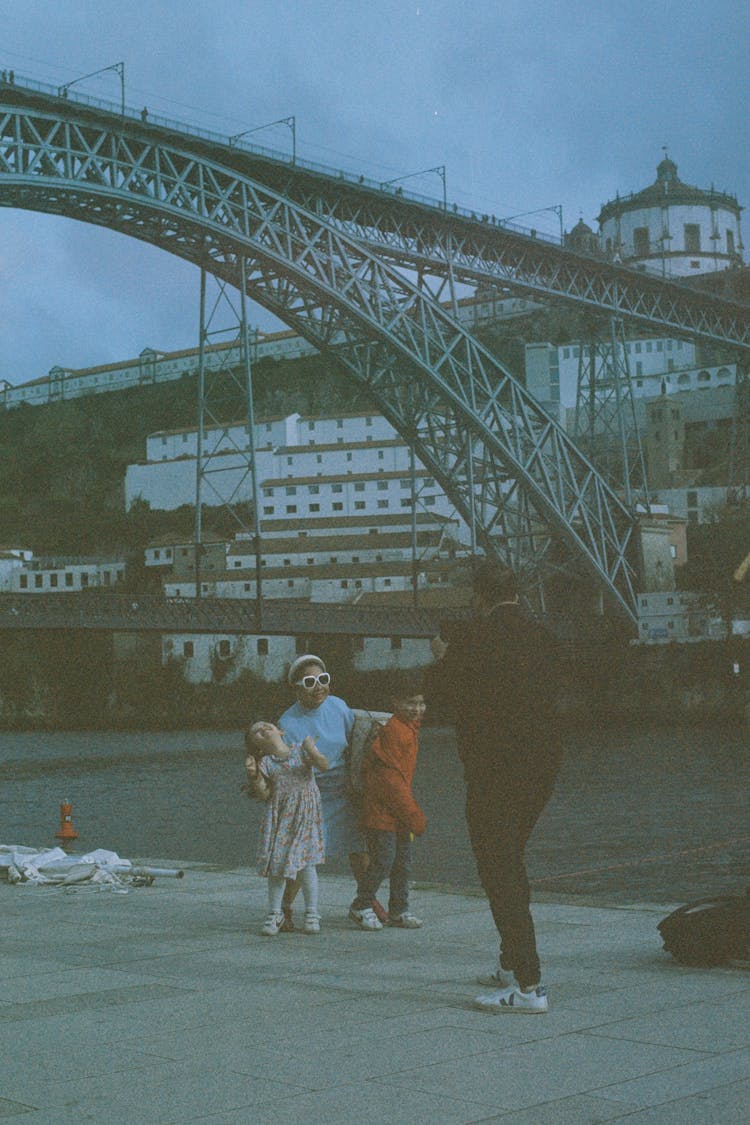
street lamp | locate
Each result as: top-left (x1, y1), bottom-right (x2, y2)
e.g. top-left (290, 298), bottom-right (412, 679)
top-left (58, 62), bottom-right (125, 117)
top-left (230, 116), bottom-right (296, 164)
top-left (501, 203), bottom-right (564, 243)
top-left (381, 165), bottom-right (447, 211)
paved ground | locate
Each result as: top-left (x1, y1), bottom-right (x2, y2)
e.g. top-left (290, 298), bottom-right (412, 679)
top-left (3, 863), bottom-right (749, 1123)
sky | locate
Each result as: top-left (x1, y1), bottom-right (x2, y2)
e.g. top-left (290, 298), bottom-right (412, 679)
top-left (0, 0), bottom-right (748, 386)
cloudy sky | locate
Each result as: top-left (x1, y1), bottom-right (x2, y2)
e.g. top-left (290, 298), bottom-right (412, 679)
top-left (0, 0), bottom-right (747, 386)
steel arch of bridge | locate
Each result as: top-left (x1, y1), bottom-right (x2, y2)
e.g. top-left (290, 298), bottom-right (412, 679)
top-left (284, 182), bottom-right (750, 354)
top-left (0, 98), bottom-right (645, 616)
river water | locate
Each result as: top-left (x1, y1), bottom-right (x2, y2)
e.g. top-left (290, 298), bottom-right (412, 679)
top-left (2, 723), bottom-right (748, 905)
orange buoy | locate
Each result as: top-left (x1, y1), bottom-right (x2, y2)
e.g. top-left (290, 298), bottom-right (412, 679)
top-left (55, 800), bottom-right (79, 841)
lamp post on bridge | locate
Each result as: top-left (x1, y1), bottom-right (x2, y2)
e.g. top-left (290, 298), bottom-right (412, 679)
top-left (58, 62), bottom-right (125, 117)
top-left (501, 203), bottom-right (564, 243)
top-left (229, 116), bottom-right (296, 164)
top-left (381, 165), bottom-right (447, 211)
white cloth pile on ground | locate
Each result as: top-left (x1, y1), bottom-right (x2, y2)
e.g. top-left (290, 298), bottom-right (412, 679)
top-left (0, 846), bottom-right (182, 892)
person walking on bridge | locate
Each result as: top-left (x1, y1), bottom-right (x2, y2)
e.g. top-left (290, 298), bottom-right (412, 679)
top-left (429, 560), bottom-right (562, 1013)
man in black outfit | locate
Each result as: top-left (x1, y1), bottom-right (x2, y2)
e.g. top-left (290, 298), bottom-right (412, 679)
top-left (430, 560), bottom-right (562, 1013)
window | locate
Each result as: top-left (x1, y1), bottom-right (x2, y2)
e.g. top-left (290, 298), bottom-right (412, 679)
top-left (183, 641), bottom-right (194, 657)
top-left (384, 578), bottom-right (392, 587)
top-left (263, 488), bottom-right (273, 497)
top-left (365, 416), bottom-right (373, 426)
top-left (684, 224), bottom-right (701, 253)
top-left (310, 503), bottom-right (320, 512)
top-left (34, 574), bottom-right (43, 588)
top-left (286, 504), bottom-right (297, 514)
top-left (354, 482), bottom-right (365, 492)
top-left (263, 505), bottom-right (274, 515)
top-left (390, 636), bottom-right (403, 650)
top-left (332, 484), bottom-right (343, 493)
top-left (287, 580), bottom-right (294, 588)
top-left (727, 229), bottom-right (735, 255)
top-left (400, 479), bottom-right (410, 489)
top-left (341, 579), bottom-right (348, 588)
top-left (377, 450), bottom-right (384, 460)
top-left (316, 455), bottom-right (323, 464)
top-left (377, 481), bottom-right (388, 491)
top-left (285, 485), bottom-right (296, 496)
top-left (633, 227), bottom-right (650, 256)
top-left (309, 484), bottom-right (320, 495)
top-left (346, 452), bottom-right (353, 462)
top-left (377, 500), bottom-right (389, 509)
top-left (333, 502), bottom-right (343, 511)
top-left (355, 501), bottom-right (366, 510)
top-left (283, 558), bottom-right (291, 567)
top-left (336, 419), bottom-right (344, 429)
top-left (308, 420), bottom-right (315, 431)
top-left (286, 456), bottom-right (293, 466)
top-left (244, 582), bottom-right (251, 591)
top-left (401, 498), bottom-right (412, 508)
top-left (65, 573), bottom-right (73, 587)
top-left (19, 574), bottom-right (27, 589)
top-left (218, 640), bottom-right (231, 658)
top-left (257, 638), bottom-right (269, 655)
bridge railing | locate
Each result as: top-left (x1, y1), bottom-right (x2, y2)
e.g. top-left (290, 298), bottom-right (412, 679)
top-left (0, 70), bottom-right (562, 245)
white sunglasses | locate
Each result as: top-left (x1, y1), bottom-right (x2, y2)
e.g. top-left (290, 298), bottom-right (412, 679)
top-left (295, 672), bottom-right (331, 689)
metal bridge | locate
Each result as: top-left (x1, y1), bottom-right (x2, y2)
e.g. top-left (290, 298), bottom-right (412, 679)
top-left (1, 73), bottom-right (749, 623)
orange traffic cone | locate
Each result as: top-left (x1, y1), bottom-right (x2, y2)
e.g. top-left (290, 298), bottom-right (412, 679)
top-left (55, 800), bottom-right (79, 841)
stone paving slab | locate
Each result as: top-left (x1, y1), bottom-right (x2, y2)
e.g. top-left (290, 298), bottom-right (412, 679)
top-left (2, 862), bottom-right (749, 1124)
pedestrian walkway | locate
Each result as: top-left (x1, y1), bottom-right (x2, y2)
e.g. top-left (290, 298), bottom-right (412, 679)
top-left (2, 862), bottom-right (749, 1123)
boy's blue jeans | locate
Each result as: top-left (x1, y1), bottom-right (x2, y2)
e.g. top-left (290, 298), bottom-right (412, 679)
top-left (351, 829), bottom-right (412, 917)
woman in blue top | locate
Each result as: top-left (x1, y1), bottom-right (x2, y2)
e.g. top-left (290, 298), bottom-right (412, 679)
top-left (253, 654), bottom-right (379, 929)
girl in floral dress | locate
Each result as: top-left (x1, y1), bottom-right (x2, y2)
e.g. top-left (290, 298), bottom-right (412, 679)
top-left (245, 721), bottom-right (328, 935)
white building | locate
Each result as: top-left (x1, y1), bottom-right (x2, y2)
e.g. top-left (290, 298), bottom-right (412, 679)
top-left (0, 547), bottom-right (33, 591)
top-left (525, 336), bottom-right (715, 415)
top-left (9, 556), bottom-right (126, 593)
top-left (126, 410), bottom-right (467, 535)
top-left (163, 628), bottom-right (434, 685)
top-left (0, 328), bottom-right (318, 411)
top-left (598, 156), bottom-right (744, 278)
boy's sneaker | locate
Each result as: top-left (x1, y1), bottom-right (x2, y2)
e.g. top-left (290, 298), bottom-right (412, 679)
top-left (260, 911), bottom-right (284, 936)
top-left (476, 967), bottom-right (515, 988)
top-left (348, 907), bottom-right (383, 931)
top-left (372, 898), bottom-right (388, 924)
top-left (474, 984), bottom-right (548, 1014)
top-left (388, 912), bottom-right (423, 928)
top-left (303, 911), bottom-right (321, 935)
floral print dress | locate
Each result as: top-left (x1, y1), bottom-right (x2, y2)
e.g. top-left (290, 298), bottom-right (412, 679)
top-left (256, 743), bottom-right (325, 878)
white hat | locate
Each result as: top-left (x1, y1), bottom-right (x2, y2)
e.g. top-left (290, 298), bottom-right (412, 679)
top-left (287, 653), bottom-right (327, 686)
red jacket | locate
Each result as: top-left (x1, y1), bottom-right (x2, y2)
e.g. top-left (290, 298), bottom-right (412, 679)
top-left (360, 714), bottom-right (426, 835)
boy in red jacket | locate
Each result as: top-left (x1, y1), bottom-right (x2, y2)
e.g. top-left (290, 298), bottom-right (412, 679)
top-left (348, 686), bottom-right (426, 931)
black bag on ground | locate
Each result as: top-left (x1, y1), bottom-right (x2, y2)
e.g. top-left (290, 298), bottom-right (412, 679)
top-left (657, 890), bottom-right (750, 967)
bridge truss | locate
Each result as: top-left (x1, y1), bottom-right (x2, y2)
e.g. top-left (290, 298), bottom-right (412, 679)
top-left (1, 84), bottom-right (749, 620)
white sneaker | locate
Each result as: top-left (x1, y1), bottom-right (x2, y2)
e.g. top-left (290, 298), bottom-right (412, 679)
top-left (349, 907), bottom-right (383, 931)
top-left (304, 911), bottom-right (321, 934)
top-left (476, 967), bottom-right (515, 988)
top-left (260, 911), bottom-right (284, 936)
top-left (388, 912), bottom-right (423, 928)
top-left (474, 984), bottom-right (549, 1014)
